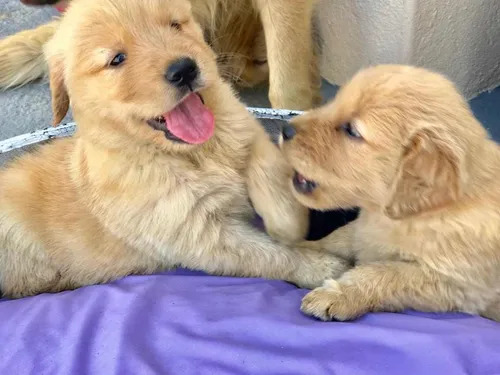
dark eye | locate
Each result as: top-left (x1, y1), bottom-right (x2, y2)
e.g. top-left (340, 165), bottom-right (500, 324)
top-left (339, 122), bottom-right (362, 139)
top-left (253, 59), bottom-right (267, 66)
top-left (170, 21), bottom-right (181, 30)
top-left (110, 53), bottom-right (126, 67)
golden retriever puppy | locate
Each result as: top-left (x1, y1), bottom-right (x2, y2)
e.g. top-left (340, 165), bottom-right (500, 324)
top-left (0, 0), bottom-right (320, 109)
top-left (277, 65), bottom-right (500, 321)
top-left (0, 0), bottom-right (347, 298)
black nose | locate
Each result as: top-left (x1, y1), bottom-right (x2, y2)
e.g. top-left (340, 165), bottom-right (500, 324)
top-left (165, 58), bottom-right (199, 88)
top-left (282, 124), bottom-right (296, 141)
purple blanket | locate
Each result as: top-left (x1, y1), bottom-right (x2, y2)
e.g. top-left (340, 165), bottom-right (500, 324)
top-left (1, 269), bottom-right (499, 375)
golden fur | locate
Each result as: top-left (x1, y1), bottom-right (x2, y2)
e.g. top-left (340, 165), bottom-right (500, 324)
top-left (0, 0), bottom-right (347, 298)
top-left (280, 65), bottom-right (500, 321)
top-left (0, 0), bottom-right (320, 109)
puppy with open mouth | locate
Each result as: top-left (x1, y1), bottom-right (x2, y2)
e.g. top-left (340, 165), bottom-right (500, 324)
top-left (0, 0), bottom-right (347, 298)
top-left (278, 65), bottom-right (500, 321)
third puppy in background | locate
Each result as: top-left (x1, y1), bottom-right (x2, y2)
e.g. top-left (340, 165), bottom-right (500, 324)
top-left (1, 0), bottom-right (320, 110)
top-left (278, 65), bottom-right (500, 321)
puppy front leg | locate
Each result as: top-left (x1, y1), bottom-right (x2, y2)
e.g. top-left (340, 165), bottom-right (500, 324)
top-left (179, 218), bottom-right (349, 289)
top-left (255, 0), bottom-right (317, 110)
top-left (301, 262), bottom-right (461, 321)
top-left (247, 128), bottom-right (309, 243)
top-left (310, 45), bottom-right (323, 107)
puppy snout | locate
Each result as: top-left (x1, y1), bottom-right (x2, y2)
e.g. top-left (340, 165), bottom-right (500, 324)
top-left (165, 57), bottom-right (199, 88)
top-left (282, 124), bottom-right (296, 141)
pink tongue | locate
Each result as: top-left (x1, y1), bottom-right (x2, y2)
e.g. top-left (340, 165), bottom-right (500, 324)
top-left (164, 93), bottom-right (214, 144)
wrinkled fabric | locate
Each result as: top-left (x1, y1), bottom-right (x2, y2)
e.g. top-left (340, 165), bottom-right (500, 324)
top-left (1, 269), bottom-right (499, 375)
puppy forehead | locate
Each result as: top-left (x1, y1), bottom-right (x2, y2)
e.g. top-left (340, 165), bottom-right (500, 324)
top-left (72, 0), bottom-right (191, 32)
top-left (68, 0), bottom-right (193, 52)
top-left (346, 65), bottom-right (462, 111)
top-left (328, 67), bottom-right (461, 138)
top-left (115, 0), bottom-right (192, 22)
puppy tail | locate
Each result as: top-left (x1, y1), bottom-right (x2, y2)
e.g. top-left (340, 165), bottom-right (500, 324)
top-left (0, 20), bottom-right (59, 90)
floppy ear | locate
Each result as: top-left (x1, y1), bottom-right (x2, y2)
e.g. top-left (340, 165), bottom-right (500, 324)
top-left (47, 53), bottom-right (69, 126)
top-left (384, 127), bottom-right (466, 219)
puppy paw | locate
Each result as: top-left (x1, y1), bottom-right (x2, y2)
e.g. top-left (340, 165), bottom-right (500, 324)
top-left (293, 253), bottom-right (351, 289)
top-left (301, 280), bottom-right (368, 321)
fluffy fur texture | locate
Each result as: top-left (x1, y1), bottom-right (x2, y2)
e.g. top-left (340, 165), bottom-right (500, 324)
top-left (280, 65), bottom-right (500, 321)
top-left (0, 0), bottom-right (320, 109)
top-left (0, 0), bottom-right (347, 298)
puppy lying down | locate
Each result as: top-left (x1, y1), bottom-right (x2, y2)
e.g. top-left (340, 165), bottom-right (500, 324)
top-left (0, 0), bottom-right (347, 298)
top-left (280, 65), bottom-right (500, 321)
